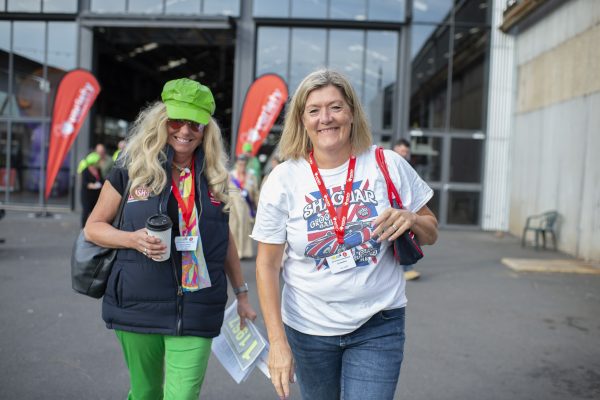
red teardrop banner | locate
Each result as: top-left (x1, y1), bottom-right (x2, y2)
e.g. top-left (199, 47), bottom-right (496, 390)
top-left (235, 74), bottom-right (288, 157)
top-left (45, 69), bottom-right (100, 199)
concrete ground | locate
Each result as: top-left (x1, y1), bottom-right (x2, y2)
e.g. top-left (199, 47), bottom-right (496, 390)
top-left (0, 211), bottom-right (598, 400)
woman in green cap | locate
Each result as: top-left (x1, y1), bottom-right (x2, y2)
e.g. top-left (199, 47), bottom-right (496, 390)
top-left (84, 78), bottom-right (256, 399)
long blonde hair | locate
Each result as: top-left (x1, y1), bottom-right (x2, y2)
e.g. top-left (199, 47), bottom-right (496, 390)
top-left (121, 102), bottom-right (230, 209)
top-left (278, 69), bottom-right (372, 160)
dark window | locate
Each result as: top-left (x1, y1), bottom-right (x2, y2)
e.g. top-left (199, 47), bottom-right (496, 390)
top-left (449, 138), bottom-right (483, 183)
top-left (449, 28), bottom-right (487, 130)
top-left (447, 191), bottom-right (480, 225)
top-left (410, 24), bottom-right (449, 130)
top-left (412, 136), bottom-right (442, 182)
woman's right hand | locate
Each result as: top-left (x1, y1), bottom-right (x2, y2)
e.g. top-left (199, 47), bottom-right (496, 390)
top-left (129, 228), bottom-right (167, 259)
top-left (268, 339), bottom-right (295, 400)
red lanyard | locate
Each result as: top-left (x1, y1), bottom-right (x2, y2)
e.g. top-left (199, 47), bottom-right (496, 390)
top-left (308, 151), bottom-right (356, 245)
top-left (171, 162), bottom-right (195, 229)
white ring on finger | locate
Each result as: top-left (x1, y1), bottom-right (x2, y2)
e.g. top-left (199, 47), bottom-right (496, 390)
top-left (391, 224), bottom-right (398, 231)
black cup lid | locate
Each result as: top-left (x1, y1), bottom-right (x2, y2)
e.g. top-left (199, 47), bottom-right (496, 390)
top-left (146, 214), bottom-right (172, 231)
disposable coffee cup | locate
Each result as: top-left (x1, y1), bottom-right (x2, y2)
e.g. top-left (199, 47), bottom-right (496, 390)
top-left (145, 214), bottom-right (172, 261)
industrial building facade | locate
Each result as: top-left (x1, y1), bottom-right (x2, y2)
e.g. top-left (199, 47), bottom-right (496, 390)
top-left (1, 0), bottom-right (492, 231)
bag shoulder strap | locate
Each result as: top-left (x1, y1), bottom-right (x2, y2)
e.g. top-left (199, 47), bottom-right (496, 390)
top-left (375, 146), bottom-right (405, 209)
top-left (112, 180), bottom-right (131, 229)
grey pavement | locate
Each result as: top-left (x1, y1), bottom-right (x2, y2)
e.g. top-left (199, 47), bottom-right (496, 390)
top-left (0, 211), bottom-right (598, 400)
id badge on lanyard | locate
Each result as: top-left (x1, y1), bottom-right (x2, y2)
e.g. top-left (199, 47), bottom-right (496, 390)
top-left (175, 236), bottom-right (198, 251)
top-left (326, 251), bottom-right (357, 274)
top-left (308, 151), bottom-right (358, 273)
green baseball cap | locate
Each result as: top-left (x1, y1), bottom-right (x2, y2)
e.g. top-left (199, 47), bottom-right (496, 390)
top-left (161, 78), bottom-right (216, 125)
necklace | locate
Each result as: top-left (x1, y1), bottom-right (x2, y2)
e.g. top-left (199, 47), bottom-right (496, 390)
top-left (172, 160), bottom-right (192, 172)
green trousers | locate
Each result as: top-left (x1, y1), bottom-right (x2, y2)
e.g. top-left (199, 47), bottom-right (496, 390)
top-left (115, 330), bottom-right (212, 400)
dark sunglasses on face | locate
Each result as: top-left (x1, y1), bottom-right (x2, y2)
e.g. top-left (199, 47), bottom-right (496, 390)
top-left (167, 119), bottom-right (204, 133)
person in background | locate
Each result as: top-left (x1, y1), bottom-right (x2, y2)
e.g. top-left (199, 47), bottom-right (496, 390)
top-left (229, 154), bottom-right (259, 259)
top-left (112, 139), bottom-right (126, 162)
top-left (241, 142), bottom-right (262, 187)
top-left (79, 152), bottom-right (104, 227)
top-left (252, 69), bottom-right (438, 400)
top-left (77, 143), bottom-right (114, 177)
top-left (393, 139), bottom-right (411, 163)
top-left (393, 138), bottom-right (421, 281)
top-left (95, 143), bottom-right (114, 178)
top-left (77, 147), bottom-right (96, 174)
top-left (84, 78), bottom-right (256, 400)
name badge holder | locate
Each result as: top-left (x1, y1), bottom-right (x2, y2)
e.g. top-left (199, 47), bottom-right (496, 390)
top-left (175, 236), bottom-right (199, 251)
top-left (327, 251), bottom-right (357, 274)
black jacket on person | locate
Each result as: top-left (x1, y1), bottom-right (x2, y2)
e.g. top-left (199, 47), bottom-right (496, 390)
top-left (102, 147), bottom-right (229, 337)
top-left (80, 167), bottom-right (104, 227)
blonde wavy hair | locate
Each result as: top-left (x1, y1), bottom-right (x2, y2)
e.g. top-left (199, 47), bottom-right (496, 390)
top-left (121, 101), bottom-right (230, 210)
top-left (278, 69), bottom-right (372, 160)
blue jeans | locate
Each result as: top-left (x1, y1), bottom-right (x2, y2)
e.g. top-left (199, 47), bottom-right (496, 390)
top-left (285, 307), bottom-right (406, 400)
top-left (402, 264), bottom-right (415, 272)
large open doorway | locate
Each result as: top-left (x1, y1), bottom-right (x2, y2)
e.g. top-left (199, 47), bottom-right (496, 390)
top-left (91, 26), bottom-right (235, 155)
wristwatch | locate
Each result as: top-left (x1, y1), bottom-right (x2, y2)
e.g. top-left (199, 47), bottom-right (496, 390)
top-left (233, 282), bottom-right (249, 296)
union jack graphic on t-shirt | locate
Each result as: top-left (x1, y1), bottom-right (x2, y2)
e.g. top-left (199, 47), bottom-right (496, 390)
top-left (303, 179), bottom-right (381, 270)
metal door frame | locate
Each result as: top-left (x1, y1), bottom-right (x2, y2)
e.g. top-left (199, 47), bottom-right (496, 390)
top-left (411, 128), bottom-right (485, 228)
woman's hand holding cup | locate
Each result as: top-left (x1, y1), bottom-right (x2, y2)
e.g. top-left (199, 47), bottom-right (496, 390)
top-left (130, 227), bottom-right (168, 260)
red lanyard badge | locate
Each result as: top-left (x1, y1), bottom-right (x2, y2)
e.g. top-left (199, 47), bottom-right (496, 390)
top-left (308, 151), bottom-right (356, 246)
top-left (171, 162), bottom-right (196, 229)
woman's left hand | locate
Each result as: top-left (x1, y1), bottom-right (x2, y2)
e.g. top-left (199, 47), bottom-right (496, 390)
top-left (236, 293), bottom-right (258, 330)
top-left (372, 207), bottom-right (417, 242)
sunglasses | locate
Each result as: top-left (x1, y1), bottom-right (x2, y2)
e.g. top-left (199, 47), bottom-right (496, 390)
top-left (167, 119), bottom-right (204, 133)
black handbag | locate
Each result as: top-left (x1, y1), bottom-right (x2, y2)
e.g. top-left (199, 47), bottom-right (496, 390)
top-left (375, 147), bottom-right (424, 265)
top-left (71, 181), bottom-right (131, 298)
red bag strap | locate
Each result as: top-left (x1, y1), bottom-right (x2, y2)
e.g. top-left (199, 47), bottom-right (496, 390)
top-left (375, 146), bottom-right (405, 209)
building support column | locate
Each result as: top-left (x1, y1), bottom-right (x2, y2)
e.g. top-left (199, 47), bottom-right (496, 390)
top-left (392, 0), bottom-right (413, 146)
top-left (231, 0), bottom-right (255, 159)
top-left (482, 0), bottom-right (515, 231)
top-left (73, 24), bottom-right (94, 212)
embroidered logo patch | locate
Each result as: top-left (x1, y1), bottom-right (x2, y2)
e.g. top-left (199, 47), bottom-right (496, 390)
top-left (128, 185), bottom-right (150, 202)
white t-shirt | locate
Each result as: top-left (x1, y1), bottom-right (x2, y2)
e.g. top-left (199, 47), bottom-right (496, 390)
top-left (251, 145), bottom-right (433, 336)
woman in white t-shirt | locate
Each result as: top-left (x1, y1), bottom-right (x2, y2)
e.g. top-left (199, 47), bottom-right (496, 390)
top-left (252, 69), bottom-right (438, 400)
